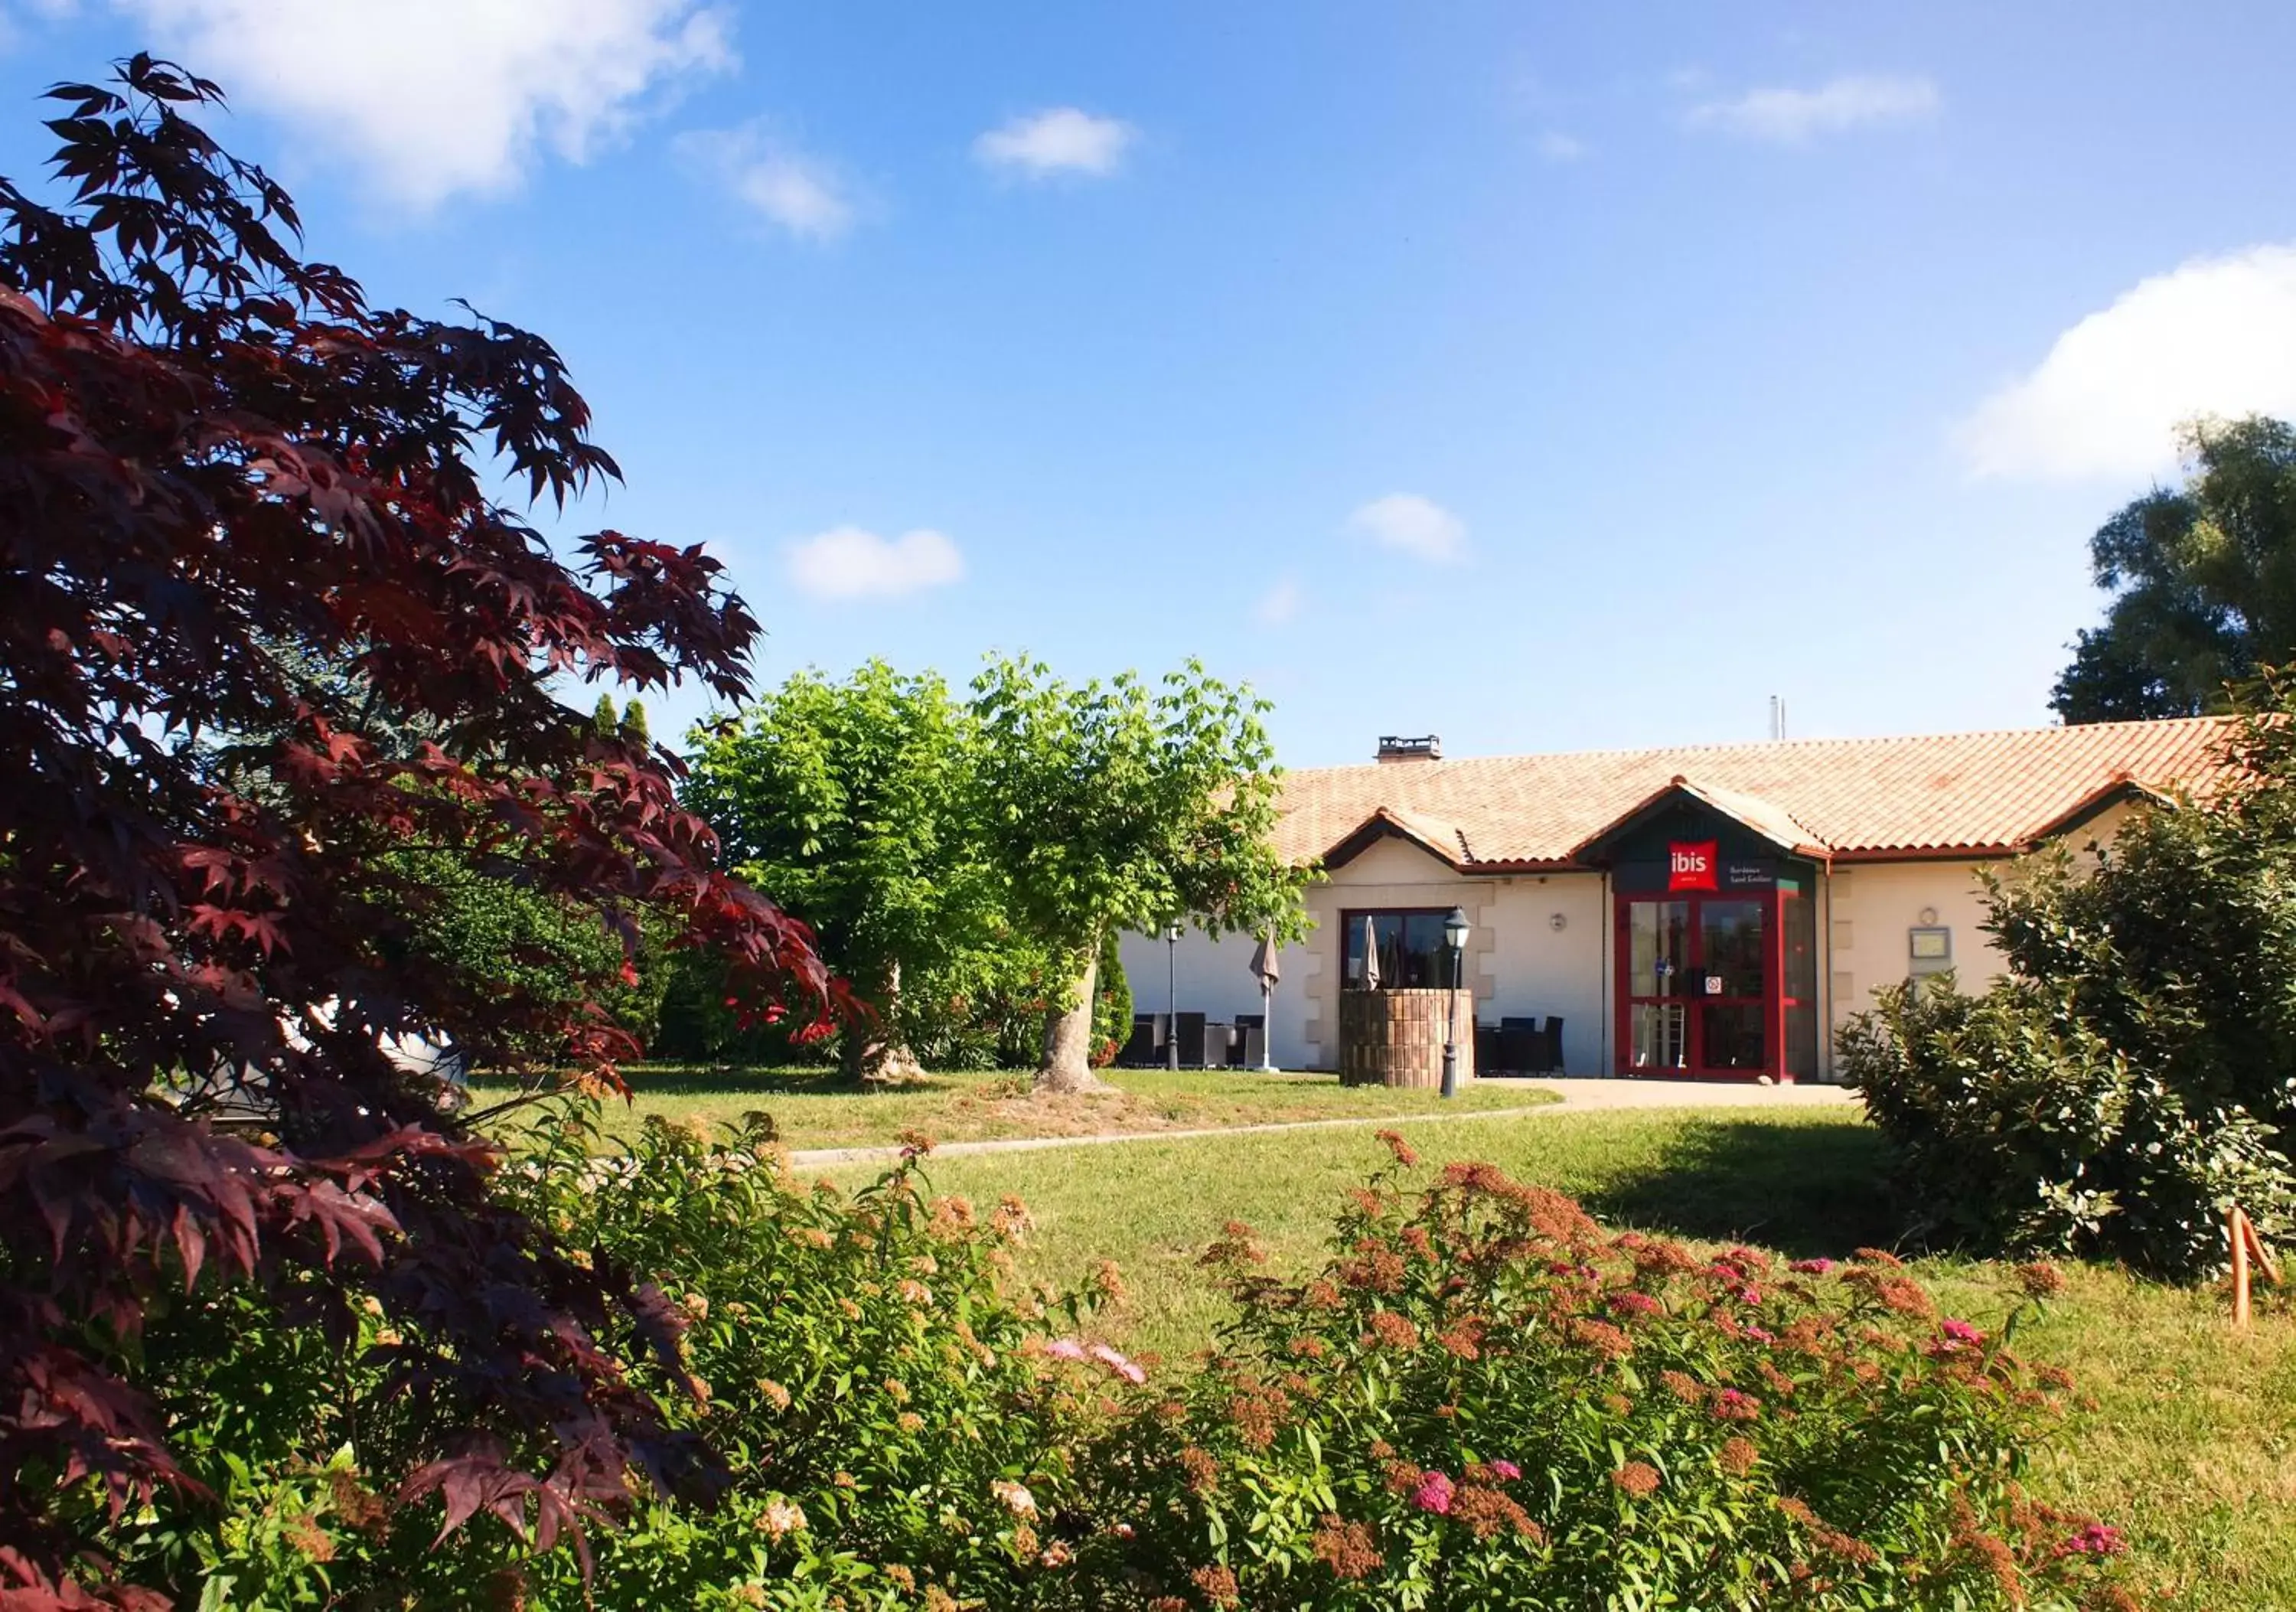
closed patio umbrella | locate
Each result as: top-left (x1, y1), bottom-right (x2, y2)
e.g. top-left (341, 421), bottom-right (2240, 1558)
top-left (1358, 915), bottom-right (1381, 990)
top-left (1247, 935), bottom-right (1280, 1070)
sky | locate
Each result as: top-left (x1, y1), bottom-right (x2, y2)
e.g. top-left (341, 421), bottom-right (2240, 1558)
top-left (5, 2), bottom-right (2296, 766)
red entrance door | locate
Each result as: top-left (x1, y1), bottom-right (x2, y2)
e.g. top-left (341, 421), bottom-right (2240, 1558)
top-left (1616, 892), bottom-right (1777, 1078)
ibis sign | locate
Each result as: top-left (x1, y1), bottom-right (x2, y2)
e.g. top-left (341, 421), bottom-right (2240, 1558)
top-left (1667, 840), bottom-right (1718, 892)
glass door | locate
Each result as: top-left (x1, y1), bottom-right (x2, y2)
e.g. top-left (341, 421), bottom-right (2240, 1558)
top-left (1616, 891), bottom-right (1781, 1078)
top-left (1621, 899), bottom-right (1691, 1072)
top-left (1695, 899), bottom-right (1768, 1073)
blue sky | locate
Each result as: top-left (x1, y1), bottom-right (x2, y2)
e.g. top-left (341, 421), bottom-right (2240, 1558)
top-left (7, 2), bottom-right (2296, 765)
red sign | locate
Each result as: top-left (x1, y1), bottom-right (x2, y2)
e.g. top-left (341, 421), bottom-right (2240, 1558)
top-left (1668, 840), bottom-right (1718, 891)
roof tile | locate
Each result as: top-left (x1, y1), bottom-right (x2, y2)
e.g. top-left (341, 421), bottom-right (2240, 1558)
top-left (1280, 717), bottom-right (2237, 867)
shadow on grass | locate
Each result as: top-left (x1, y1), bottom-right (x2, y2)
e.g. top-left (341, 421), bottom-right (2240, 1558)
top-left (1578, 1118), bottom-right (1904, 1258)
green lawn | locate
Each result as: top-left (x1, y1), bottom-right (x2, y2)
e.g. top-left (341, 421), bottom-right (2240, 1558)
top-left (482, 1063), bottom-right (1558, 1152)
top-left (826, 1106), bottom-right (2296, 1611)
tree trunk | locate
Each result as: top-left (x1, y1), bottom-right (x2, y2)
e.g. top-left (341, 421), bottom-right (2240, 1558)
top-left (842, 958), bottom-right (927, 1086)
top-left (1035, 944), bottom-right (1104, 1093)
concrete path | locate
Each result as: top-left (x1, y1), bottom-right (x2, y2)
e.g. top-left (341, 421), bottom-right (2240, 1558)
top-left (787, 1078), bottom-right (1860, 1170)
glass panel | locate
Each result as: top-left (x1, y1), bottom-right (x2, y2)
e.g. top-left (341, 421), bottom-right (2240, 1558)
top-left (1785, 1003), bottom-right (1818, 1079)
top-left (1345, 911), bottom-right (1454, 989)
top-left (1700, 900), bottom-right (1767, 998)
top-left (1701, 1003), bottom-right (1767, 1069)
top-left (1627, 901), bottom-right (1692, 997)
top-left (1401, 912), bottom-right (1451, 988)
top-left (1631, 1003), bottom-right (1688, 1070)
top-left (1781, 881), bottom-right (1819, 1079)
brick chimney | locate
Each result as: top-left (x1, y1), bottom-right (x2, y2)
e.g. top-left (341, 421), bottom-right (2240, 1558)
top-left (1376, 734), bottom-right (1442, 763)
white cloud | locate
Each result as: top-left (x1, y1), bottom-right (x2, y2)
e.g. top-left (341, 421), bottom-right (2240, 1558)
top-left (973, 107), bottom-right (1134, 178)
top-left (1956, 243), bottom-right (2296, 482)
top-left (677, 125), bottom-right (856, 241)
top-left (1534, 131), bottom-right (1587, 163)
top-left (116, 0), bottom-right (735, 207)
top-left (1254, 576), bottom-right (1303, 625)
top-left (1348, 494), bottom-right (1466, 564)
top-left (784, 527), bottom-right (964, 600)
top-left (1688, 74), bottom-right (1938, 142)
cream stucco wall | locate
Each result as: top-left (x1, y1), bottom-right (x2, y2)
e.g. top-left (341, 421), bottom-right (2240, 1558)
top-left (1121, 835), bottom-right (1608, 1073)
top-left (1474, 873), bottom-right (1607, 1074)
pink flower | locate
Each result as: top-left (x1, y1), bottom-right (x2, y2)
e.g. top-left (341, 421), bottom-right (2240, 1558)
top-left (1088, 1342), bottom-right (1148, 1385)
top-left (2060, 1523), bottom-right (2125, 1558)
top-left (1743, 1324), bottom-right (1775, 1344)
top-left (1940, 1318), bottom-right (1983, 1345)
top-left (1789, 1258), bottom-right (1834, 1276)
top-left (1044, 1337), bottom-right (1088, 1362)
top-left (1488, 1460), bottom-right (1521, 1481)
top-left (1411, 1471), bottom-right (1455, 1514)
top-left (1737, 1286), bottom-right (1763, 1305)
top-left (1606, 1291), bottom-right (1662, 1319)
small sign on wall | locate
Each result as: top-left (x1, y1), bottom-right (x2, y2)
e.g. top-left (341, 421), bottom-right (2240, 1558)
top-left (1668, 840), bottom-right (1718, 892)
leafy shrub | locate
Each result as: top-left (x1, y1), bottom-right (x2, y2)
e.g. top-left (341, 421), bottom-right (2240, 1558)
top-left (1841, 974), bottom-right (2293, 1274)
top-left (77, 1110), bottom-right (1120, 1610)
top-left (1092, 1137), bottom-right (2136, 1611)
top-left (1843, 676), bottom-right (2296, 1275)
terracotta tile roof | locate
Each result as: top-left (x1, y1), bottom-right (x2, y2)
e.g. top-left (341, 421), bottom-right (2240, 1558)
top-left (1277, 717), bottom-right (2239, 869)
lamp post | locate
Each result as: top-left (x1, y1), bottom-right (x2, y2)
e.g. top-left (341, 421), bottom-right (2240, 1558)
top-left (1440, 905), bottom-right (1469, 1099)
top-left (1165, 921), bottom-right (1182, 1072)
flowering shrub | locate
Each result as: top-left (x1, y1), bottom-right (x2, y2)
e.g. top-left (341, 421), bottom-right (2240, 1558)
top-left (74, 1110), bottom-right (1127, 1610)
top-left (1093, 1137), bottom-right (2139, 1610)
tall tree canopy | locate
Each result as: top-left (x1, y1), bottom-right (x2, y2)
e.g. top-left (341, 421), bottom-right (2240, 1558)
top-left (2053, 416), bottom-right (2296, 723)
top-left (683, 661), bottom-right (1013, 1080)
top-left (0, 60), bottom-right (830, 1605)
top-left (970, 655), bottom-right (1312, 1092)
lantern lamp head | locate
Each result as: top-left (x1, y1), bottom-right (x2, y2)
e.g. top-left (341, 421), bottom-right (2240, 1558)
top-left (1443, 906), bottom-right (1469, 951)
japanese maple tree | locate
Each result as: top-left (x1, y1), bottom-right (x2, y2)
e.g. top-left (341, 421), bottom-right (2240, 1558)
top-left (0, 58), bottom-right (833, 1607)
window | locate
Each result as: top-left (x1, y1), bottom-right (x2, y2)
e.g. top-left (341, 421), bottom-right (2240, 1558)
top-left (1340, 909), bottom-right (1459, 990)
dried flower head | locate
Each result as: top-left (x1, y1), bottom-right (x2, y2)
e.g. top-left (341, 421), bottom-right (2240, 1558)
top-left (2015, 1261), bottom-right (2068, 1300)
top-left (1189, 1565), bottom-right (1241, 1607)
top-left (1312, 1514), bottom-right (1384, 1579)
top-left (1610, 1461), bottom-right (1662, 1498)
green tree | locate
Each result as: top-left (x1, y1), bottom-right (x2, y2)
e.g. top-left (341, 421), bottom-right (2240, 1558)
top-left (970, 654), bottom-right (1312, 1092)
top-left (618, 696), bottom-right (651, 748)
top-left (685, 661), bottom-right (1012, 1081)
top-left (2053, 416), bottom-right (2296, 722)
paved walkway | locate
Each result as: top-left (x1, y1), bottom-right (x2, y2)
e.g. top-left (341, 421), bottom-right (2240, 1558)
top-left (786, 1078), bottom-right (1860, 1170)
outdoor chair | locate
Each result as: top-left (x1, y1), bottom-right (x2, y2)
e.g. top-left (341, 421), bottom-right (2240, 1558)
top-left (1475, 1023), bottom-right (1500, 1073)
top-left (1543, 1015), bottom-right (1566, 1075)
top-left (1175, 1012), bottom-right (1208, 1069)
top-left (1120, 1015), bottom-right (1159, 1067)
top-left (1204, 1022), bottom-right (1235, 1069)
top-left (1238, 1023), bottom-right (1267, 1069)
top-left (1499, 1016), bottom-right (1546, 1074)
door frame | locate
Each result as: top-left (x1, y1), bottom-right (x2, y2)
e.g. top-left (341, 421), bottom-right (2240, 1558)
top-left (1613, 889), bottom-right (1787, 1080)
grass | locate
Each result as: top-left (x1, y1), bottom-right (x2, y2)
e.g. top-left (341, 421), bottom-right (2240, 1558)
top-left (481, 1062), bottom-right (1561, 1152)
top-left (820, 1105), bottom-right (2296, 1611)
